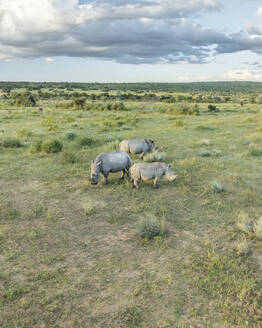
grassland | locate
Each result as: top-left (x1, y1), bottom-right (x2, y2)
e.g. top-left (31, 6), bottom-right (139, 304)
top-left (1, 98), bottom-right (262, 327)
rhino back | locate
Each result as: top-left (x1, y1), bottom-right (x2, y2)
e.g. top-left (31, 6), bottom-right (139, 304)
top-left (128, 139), bottom-right (149, 153)
top-left (101, 151), bottom-right (130, 173)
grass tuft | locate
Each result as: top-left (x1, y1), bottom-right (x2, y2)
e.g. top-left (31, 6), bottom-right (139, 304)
top-left (236, 212), bottom-right (254, 235)
top-left (138, 217), bottom-right (166, 239)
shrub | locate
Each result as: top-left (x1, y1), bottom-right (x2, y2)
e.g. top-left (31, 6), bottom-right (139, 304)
top-left (78, 137), bottom-right (93, 147)
top-left (200, 139), bottom-right (210, 146)
top-left (212, 181), bottom-right (224, 193)
top-left (138, 217), bottom-right (166, 239)
top-left (9, 90), bottom-right (36, 107)
top-left (1, 138), bottom-right (22, 148)
top-left (42, 140), bottom-right (63, 153)
top-left (143, 150), bottom-right (166, 162)
top-left (248, 144), bottom-right (262, 157)
top-left (208, 104), bottom-right (219, 112)
top-left (236, 212), bottom-right (254, 235)
top-left (198, 149), bottom-right (221, 157)
top-left (61, 150), bottom-right (78, 164)
top-left (29, 140), bottom-right (43, 153)
top-left (64, 130), bottom-right (77, 140)
top-left (175, 119), bottom-right (184, 127)
top-left (16, 129), bottom-right (33, 138)
top-left (254, 217), bottom-right (262, 240)
top-left (166, 103), bottom-right (199, 116)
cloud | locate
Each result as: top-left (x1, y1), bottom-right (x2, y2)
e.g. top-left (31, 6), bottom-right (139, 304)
top-left (0, 0), bottom-right (262, 65)
top-left (45, 57), bottom-right (55, 62)
top-left (220, 69), bottom-right (262, 81)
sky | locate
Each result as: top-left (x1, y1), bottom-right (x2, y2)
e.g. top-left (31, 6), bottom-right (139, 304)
top-left (0, 0), bottom-right (262, 82)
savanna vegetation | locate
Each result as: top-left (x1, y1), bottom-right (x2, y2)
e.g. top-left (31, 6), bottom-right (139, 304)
top-left (1, 82), bottom-right (262, 327)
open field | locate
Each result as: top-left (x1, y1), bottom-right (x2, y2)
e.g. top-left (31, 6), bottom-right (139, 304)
top-left (1, 88), bottom-right (262, 327)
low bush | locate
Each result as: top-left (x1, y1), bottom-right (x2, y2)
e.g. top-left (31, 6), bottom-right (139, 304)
top-left (143, 150), bottom-right (166, 162)
top-left (16, 129), bottom-right (33, 138)
top-left (200, 139), bottom-right (210, 146)
top-left (198, 149), bottom-right (221, 157)
top-left (1, 138), bottom-right (22, 148)
top-left (78, 137), bottom-right (94, 147)
top-left (254, 217), bottom-right (262, 240)
top-left (61, 150), bottom-right (78, 164)
top-left (208, 104), bottom-right (219, 112)
top-left (42, 140), bottom-right (63, 153)
top-left (212, 181), bottom-right (225, 193)
top-left (165, 103), bottom-right (199, 116)
top-left (138, 217), bottom-right (166, 239)
top-left (29, 140), bottom-right (43, 153)
top-left (248, 144), bottom-right (262, 157)
top-left (64, 130), bottom-right (77, 140)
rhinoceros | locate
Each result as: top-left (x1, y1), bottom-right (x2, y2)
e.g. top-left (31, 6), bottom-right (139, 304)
top-left (90, 151), bottom-right (131, 185)
top-left (130, 162), bottom-right (177, 188)
top-left (119, 139), bottom-right (157, 158)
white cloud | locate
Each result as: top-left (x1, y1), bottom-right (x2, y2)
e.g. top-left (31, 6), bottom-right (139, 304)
top-left (220, 69), bottom-right (262, 81)
top-left (45, 57), bottom-right (55, 62)
top-left (0, 0), bottom-right (262, 65)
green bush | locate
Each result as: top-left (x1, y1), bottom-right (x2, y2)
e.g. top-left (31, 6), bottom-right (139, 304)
top-left (29, 140), bottom-right (43, 153)
top-left (78, 137), bottom-right (93, 147)
top-left (64, 130), bottom-right (77, 140)
top-left (1, 138), bottom-right (22, 148)
top-left (248, 145), bottom-right (262, 157)
top-left (198, 149), bottom-right (221, 157)
top-left (16, 129), bottom-right (33, 138)
top-left (138, 218), bottom-right (166, 239)
top-left (208, 104), bottom-right (219, 112)
top-left (212, 181), bottom-right (225, 193)
top-left (165, 103), bottom-right (199, 116)
top-left (143, 150), bottom-right (166, 162)
top-left (42, 140), bottom-right (63, 153)
top-left (61, 150), bottom-right (78, 164)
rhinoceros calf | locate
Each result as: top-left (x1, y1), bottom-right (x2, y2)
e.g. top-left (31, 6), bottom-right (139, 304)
top-left (119, 139), bottom-right (156, 158)
top-left (130, 162), bottom-right (177, 188)
top-left (91, 151), bottom-right (131, 185)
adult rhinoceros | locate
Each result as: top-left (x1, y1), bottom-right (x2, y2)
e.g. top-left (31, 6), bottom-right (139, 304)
top-left (90, 151), bottom-right (131, 185)
top-left (130, 162), bottom-right (177, 189)
top-left (119, 139), bottom-right (157, 158)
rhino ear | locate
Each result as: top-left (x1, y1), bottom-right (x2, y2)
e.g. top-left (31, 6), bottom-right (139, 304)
top-left (97, 161), bottom-right (102, 167)
top-left (91, 160), bottom-right (94, 165)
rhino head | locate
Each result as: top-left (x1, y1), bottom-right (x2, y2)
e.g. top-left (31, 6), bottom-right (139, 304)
top-left (146, 139), bottom-right (158, 151)
top-left (90, 160), bottom-right (102, 185)
top-left (165, 164), bottom-right (177, 182)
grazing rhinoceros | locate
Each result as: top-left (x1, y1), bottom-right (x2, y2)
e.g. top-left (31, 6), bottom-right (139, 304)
top-left (90, 151), bottom-right (131, 185)
top-left (119, 139), bottom-right (157, 158)
top-left (130, 162), bottom-right (177, 189)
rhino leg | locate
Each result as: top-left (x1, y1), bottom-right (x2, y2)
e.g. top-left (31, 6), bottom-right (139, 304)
top-left (133, 179), bottom-right (139, 189)
top-left (153, 177), bottom-right (159, 189)
top-left (101, 172), bottom-right (109, 184)
top-left (120, 169), bottom-right (126, 179)
top-left (139, 152), bottom-right (145, 159)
